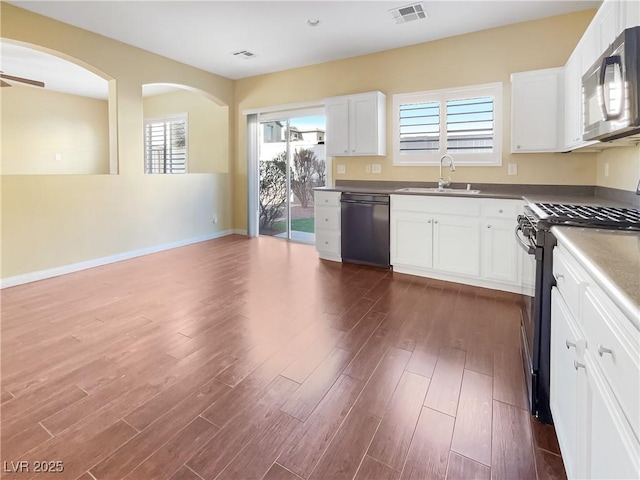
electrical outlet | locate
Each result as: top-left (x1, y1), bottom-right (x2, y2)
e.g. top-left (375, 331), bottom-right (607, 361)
top-left (212, 214), bottom-right (218, 224)
top-left (365, 164), bottom-right (372, 173)
top-left (55, 153), bottom-right (62, 161)
top-left (604, 163), bottom-right (609, 177)
top-left (337, 165), bottom-right (346, 174)
top-left (508, 163), bottom-right (518, 176)
top-left (372, 164), bottom-right (382, 174)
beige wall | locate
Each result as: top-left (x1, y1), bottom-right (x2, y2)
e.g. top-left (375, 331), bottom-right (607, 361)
top-left (1, 4), bottom-right (235, 279)
top-left (143, 89), bottom-right (230, 173)
top-left (595, 145), bottom-right (640, 192)
top-left (234, 9), bottom-right (598, 230)
top-left (1, 86), bottom-right (110, 174)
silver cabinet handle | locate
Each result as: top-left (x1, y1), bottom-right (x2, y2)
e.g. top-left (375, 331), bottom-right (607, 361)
top-left (434, 220), bottom-right (439, 224)
top-left (324, 218), bottom-right (329, 221)
top-left (566, 339), bottom-right (577, 349)
top-left (427, 220), bottom-right (432, 224)
top-left (574, 360), bottom-right (586, 370)
top-left (487, 225), bottom-right (492, 229)
top-left (597, 344), bottom-right (613, 357)
top-left (324, 241), bottom-right (329, 245)
top-left (498, 209), bottom-right (503, 213)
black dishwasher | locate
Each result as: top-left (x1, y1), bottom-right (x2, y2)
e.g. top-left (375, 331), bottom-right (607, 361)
top-left (340, 193), bottom-right (390, 268)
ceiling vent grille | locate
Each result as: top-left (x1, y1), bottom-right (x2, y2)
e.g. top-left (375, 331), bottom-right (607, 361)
top-left (231, 50), bottom-right (258, 60)
top-left (390, 2), bottom-right (428, 24)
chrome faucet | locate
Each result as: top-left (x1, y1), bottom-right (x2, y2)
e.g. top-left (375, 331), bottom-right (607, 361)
top-left (438, 154), bottom-right (456, 190)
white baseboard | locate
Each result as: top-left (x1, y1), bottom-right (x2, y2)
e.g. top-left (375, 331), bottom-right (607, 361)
top-left (1, 229), bottom-right (235, 289)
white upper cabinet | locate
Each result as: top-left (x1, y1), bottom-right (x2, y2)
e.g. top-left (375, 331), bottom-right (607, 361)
top-left (621, 0), bottom-right (640, 30)
top-left (563, 50), bottom-right (583, 150)
top-left (324, 91), bottom-right (386, 156)
top-left (594, 0), bottom-right (621, 53)
top-left (511, 68), bottom-right (564, 153)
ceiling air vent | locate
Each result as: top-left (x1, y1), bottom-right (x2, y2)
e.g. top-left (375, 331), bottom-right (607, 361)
top-left (390, 2), bottom-right (428, 24)
top-left (231, 50), bottom-right (258, 60)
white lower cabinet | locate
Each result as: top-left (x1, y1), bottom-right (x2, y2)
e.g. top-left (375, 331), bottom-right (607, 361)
top-left (390, 211), bottom-right (433, 269)
top-left (482, 219), bottom-right (518, 284)
top-left (390, 195), bottom-right (525, 293)
top-left (314, 191), bottom-right (341, 262)
top-left (432, 215), bottom-right (480, 277)
top-left (550, 287), bottom-right (583, 479)
top-left (551, 245), bottom-right (640, 480)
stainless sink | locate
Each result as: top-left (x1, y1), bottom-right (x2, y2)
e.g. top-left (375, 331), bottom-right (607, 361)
top-left (395, 187), bottom-right (481, 194)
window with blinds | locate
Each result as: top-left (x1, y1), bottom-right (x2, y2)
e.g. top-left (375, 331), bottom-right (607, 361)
top-left (144, 114), bottom-right (188, 174)
top-left (393, 83), bottom-right (502, 166)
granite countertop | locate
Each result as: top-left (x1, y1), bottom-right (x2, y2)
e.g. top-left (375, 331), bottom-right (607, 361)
top-left (316, 182), bottom-right (639, 208)
top-left (551, 226), bottom-right (640, 327)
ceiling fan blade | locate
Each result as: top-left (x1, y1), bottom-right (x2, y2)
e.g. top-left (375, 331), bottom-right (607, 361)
top-left (0, 73), bottom-right (45, 88)
top-left (0, 79), bottom-right (11, 87)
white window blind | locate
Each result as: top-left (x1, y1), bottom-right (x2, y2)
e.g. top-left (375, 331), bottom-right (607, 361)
top-left (144, 114), bottom-right (187, 174)
top-left (393, 82), bottom-right (502, 166)
top-left (399, 101), bottom-right (440, 153)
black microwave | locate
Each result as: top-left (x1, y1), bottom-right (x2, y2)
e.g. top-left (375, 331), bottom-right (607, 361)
top-left (582, 26), bottom-right (640, 142)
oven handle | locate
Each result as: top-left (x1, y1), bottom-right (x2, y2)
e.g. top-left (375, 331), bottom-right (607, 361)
top-left (514, 224), bottom-right (535, 255)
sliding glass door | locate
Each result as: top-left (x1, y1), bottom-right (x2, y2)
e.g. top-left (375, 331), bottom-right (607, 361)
top-left (258, 110), bottom-right (326, 243)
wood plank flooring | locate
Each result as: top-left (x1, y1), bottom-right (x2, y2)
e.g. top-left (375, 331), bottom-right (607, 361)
top-left (1, 235), bottom-right (566, 480)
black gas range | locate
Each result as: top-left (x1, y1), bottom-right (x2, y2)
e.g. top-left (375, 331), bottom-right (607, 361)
top-left (515, 202), bottom-right (640, 424)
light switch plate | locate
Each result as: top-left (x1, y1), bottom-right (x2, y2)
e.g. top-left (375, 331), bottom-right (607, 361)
top-left (508, 163), bottom-right (517, 176)
top-left (372, 164), bottom-right (382, 174)
top-left (337, 165), bottom-right (346, 174)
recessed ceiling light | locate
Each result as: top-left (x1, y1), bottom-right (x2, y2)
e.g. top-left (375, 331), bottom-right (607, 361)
top-left (307, 19), bottom-right (320, 27)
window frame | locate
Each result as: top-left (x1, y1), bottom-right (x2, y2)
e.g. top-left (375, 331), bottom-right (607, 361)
top-left (144, 113), bottom-right (188, 174)
top-left (393, 82), bottom-right (503, 167)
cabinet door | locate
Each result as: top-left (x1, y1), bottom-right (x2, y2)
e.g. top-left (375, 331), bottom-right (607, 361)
top-left (621, 0), bottom-right (640, 31)
top-left (325, 99), bottom-right (350, 156)
top-left (350, 95), bottom-right (378, 155)
top-left (563, 51), bottom-right (582, 150)
top-left (511, 69), bottom-right (563, 152)
top-left (481, 220), bottom-right (518, 284)
top-left (390, 211), bottom-right (432, 269)
top-left (595, 0), bottom-right (620, 53)
top-left (432, 215), bottom-right (480, 277)
top-left (584, 353), bottom-right (640, 480)
top-left (550, 288), bottom-right (582, 480)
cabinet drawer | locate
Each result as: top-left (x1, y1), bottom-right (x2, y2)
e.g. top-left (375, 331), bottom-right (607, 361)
top-left (316, 230), bottom-right (341, 256)
top-left (480, 200), bottom-right (523, 219)
top-left (315, 206), bottom-right (340, 231)
top-left (315, 191), bottom-right (341, 207)
top-left (553, 247), bottom-right (588, 319)
top-left (583, 286), bottom-right (640, 440)
top-left (391, 195), bottom-right (481, 216)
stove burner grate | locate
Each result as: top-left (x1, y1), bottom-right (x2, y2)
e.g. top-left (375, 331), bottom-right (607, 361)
top-left (532, 203), bottom-right (640, 228)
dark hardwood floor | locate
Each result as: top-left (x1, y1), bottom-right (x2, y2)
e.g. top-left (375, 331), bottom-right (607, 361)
top-left (1, 235), bottom-right (566, 480)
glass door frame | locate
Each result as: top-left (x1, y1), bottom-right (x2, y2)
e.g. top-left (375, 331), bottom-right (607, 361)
top-left (249, 105), bottom-right (329, 240)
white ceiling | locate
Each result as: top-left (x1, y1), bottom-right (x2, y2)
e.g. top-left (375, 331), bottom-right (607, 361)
top-left (9, 0), bottom-right (602, 81)
top-left (0, 41), bottom-right (192, 99)
top-left (0, 41), bottom-right (109, 98)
